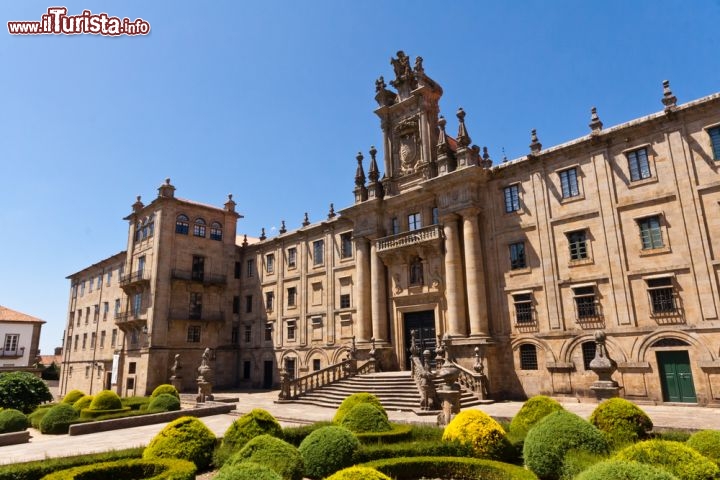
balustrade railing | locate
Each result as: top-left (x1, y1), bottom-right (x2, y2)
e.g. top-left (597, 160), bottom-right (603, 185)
top-left (279, 357), bottom-right (355, 400)
top-left (448, 359), bottom-right (490, 400)
top-left (376, 225), bottom-right (442, 252)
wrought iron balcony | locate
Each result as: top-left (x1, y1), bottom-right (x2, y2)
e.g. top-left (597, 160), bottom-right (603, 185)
top-left (0, 347), bottom-right (25, 358)
top-left (115, 309), bottom-right (148, 324)
top-left (171, 269), bottom-right (227, 286)
top-left (119, 270), bottom-right (150, 288)
top-left (376, 225), bottom-right (443, 253)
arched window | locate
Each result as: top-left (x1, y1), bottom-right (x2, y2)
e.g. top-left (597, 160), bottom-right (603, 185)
top-left (651, 338), bottom-right (689, 348)
top-left (581, 341), bottom-right (596, 370)
top-left (193, 218), bottom-right (206, 237)
top-left (519, 344), bottom-right (538, 370)
top-left (176, 214), bottom-right (189, 235)
top-left (409, 256), bottom-right (423, 285)
top-left (210, 221), bottom-right (223, 241)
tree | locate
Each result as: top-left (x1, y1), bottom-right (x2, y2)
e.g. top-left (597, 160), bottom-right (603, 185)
top-left (0, 371), bottom-right (53, 413)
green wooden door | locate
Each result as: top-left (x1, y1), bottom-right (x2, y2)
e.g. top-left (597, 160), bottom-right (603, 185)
top-left (657, 351), bottom-right (697, 403)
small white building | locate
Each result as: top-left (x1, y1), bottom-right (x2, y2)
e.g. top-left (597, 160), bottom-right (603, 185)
top-left (0, 306), bottom-right (45, 367)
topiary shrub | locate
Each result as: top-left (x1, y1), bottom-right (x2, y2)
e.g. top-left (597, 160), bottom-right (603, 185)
top-left (39, 403), bottom-right (79, 434)
top-left (340, 403), bottom-right (391, 433)
top-left (559, 449), bottom-right (608, 479)
top-left (215, 408), bottom-right (283, 467)
top-left (28, 406), bottom-right (51, 428)
top-left (364, 456), bottom-right (539, 480)
top-left (326, 466), bottom-right (391, 480)
top-left (40, 457), bottom-right (196, 480)
top-left (299, 426), bottom-right (360, 479)
top-left (333, 393), bottom-right (387, 424)
top-left (0, 408), bottom-right (28, 433)
top-left (614, 439), bottom-right (720, 480)
top-left (151, 384), bottom-right (180, 399)
top-left (147, 393), bottom-right (181, 412)
top-left (0, 371), bottom-right (53, 413)
top-left (575, 459), bottom-right (679, 480)
top-left (686, 430), bottom-right (720, 464)
top-left (509, 395), bottom-right (564, 442)
top-left (214, 461), bottom-right (282, 480)
top-left (62, 390), bottom-right (85, 405)
top-left (143, 416), bottom-right (216, 470)
top-left (442, 409), bottom-right (510, 460)
top-left (88, 390), bottom-right (122, 410)
top-left (354, 423), bottom-right (413, 444)
top-left (655, 430), bottom-right (692, 443)
top-left (72, 395), bottom-right (93, 411)
top-left (123, 396), bottom-right (152, 411)
top-left (282, 421), bottom-right (334, 446)
top-left (226, 434), bottom-right (304, 480)
top-left (523, 410), bottom-right (608, 479)
top-left (589, 398), bottom-right (653, 449)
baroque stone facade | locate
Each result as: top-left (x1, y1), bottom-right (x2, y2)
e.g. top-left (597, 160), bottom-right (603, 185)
top-left (62, 54), bottom-right (720, 405)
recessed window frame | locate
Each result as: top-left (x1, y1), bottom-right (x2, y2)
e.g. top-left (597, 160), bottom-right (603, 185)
top-left (645, 275), bottom-right (679, 315)
top-left (519, 344), bottom-right (538, 370)
top-left (706, 124), bottom-right (720, 160)
top-left (408, 212), bottom-right (422, 231)
top-left (559, 166), bottom-right (580, 199)
top-left (313, 240), bottom-right (325, 266)
top-left (509, 241), bottom-right (527, 270)
top-left (624, 145), bottom-right (653, 182)
top-left (339, 293), bottom-right (351, 309)
top-left (286, 320), bottom-right (297, 341)
top-left (581, 341), bottom-right (597, 370)
top-left (572, 284), bottom-right (600, 320)
top-left (340, 232), bottom-right (353, 259)
top-left (287, 247), bottom-right (297, 269)
top-left (566, 229), bottom-right (589, 261)
top-left (637, 214), bottom-right (665, 251)
top-left (193, 218), bottom-right (206, 238)
top-left (503, 184), bottom-right (521, 213)
top-left (266, 253), bottom-right (275, 274)
top-left (210, 221), bottom-right (223, 241)
top-left (287, 286), bottom-right (297, 307)
top-left (512, 291), bottom-right (534, 324)
top-left (186, 325), bottom-right (201, 343)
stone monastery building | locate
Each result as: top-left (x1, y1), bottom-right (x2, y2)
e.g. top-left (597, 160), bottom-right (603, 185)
top-left (61, 52), bottom-right (720, 405)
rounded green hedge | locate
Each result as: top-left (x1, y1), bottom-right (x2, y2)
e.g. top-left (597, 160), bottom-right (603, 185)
top-left (326, 466), bottom-right (391, 480)
top-left (509, 395), bottom-right (564, 441)
top-left (226, 434), bottom-right (304, 480)
top-left (214, 461), bottom-right (282, 480)
top-left (523, 410), bottom-right (608, 479)
top-left (614, 439), bottom-right (720, 480)
top-left (442, 409), bottom-right (510, 460)
top-left (0, 408), bottom-right (28, 433)
top-left (28, 406), bottom-right (51, 428)
top-left (354, 423), bottom-right (413, 444)
top-left (62, 390), bottom-right (86, 405)
top-left (340, 403), bottom-right (391, 433)
top-left (80, 406), bottom-right (132, 419)
top-left (151, 384), bottom-right (180, 399)
top-left (143, 416), bottom-right (216, 470)
top-left (40, 403), bottom-right (79, 434)
top-left (148, 393), bottom-right (181, 412)
top-left (214, 408), bottom-right (283, 467)
top-left (299, 426), bottom-right (360, 479)
top-left (88, 390), bottom-right (123, 410)
top-left (575, 459), bottom-right (679, 480)
top-left (364, 456), bottom-right (539, 480)
top-left (40, 457), bottom-right (196, 480)
top-left (686, 430), bottom-right (720, 464)
top-left (589, 398), bottom-right (653, 448)
top-left (72, 395), bottom-right (93, 411)
top-left (333, 393), bottom-right (387, 424)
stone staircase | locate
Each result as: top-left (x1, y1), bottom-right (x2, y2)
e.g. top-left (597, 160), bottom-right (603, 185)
top-left (288, 370), bottom-right (485, 412)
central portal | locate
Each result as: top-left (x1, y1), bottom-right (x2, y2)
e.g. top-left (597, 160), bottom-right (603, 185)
top-left (403, 310), bottom-right (436, 369)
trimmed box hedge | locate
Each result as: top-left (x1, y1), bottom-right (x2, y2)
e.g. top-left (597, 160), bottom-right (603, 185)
top-left (0, 447), bottom-right (143, 480)
top-left (363, 455), bottom-right (539, 480)
top-left (40, 458), bottom-right (195, 480)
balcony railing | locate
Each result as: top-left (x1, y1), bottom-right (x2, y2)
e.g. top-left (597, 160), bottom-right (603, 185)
top-left (170, 310), bottom-right (225, 322)
top-left (119, 270), bottom-right (150, 287)
top-left (376, 225), bottom-right (443, 253)
top-left (115, 310), bottom-right (148, 323)
top-left (171, 269), bottom-right (227, 286)
top-left (0, 347), bottom-right (25, 358)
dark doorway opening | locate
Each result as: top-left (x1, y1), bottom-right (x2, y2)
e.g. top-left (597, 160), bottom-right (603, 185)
top-left (263, 360), bottom-right (273, 389)
top-left (403, 310), bottom-right (436, 370)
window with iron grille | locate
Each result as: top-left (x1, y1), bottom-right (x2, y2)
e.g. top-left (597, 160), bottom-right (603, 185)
top-left (638, 216), bottom-right (664, 250)
top-left (573, 286), bottom-right (598, 319)
top-left (513, 293), bottom-right (533, 324)
top-left (244, 325), bottom-right (252, 343)
top-left (581, 341), bottom-right (596, 370)
top-left (340, 293), bottom-right (351, 309)
top-left (559, 167), bottom-right (580, 198)
top-left (567, 230), bottom-right (588, 261)
top-left (709, 126), bottom-right (720, 160)
top-left (509, 241), bottom-right (527, 270)
top-left (187, 326), bottom-right (201, 343)
top-left (504, 184), bottom-right (520, 213)
top-left (647, 277), bottom-right (677, 314)
top-left (287, 320), bottom-right (296, 341)
top-left (627, 147), bottom-right (651, 181)
top-left (519, 344), bottom-right (538, 370)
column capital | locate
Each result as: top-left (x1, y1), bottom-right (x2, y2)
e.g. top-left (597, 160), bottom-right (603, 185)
top-left (440, 212), bottom-right (460, 224)
top-left (458, 206), bottom-right (481, 218)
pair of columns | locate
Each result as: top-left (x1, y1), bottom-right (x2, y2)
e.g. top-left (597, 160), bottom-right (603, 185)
top-left (354, 208), bottom-right (489, 344)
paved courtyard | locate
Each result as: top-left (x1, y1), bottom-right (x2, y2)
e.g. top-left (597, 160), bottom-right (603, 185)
top-left (1, 389), bottom-right (719, 466)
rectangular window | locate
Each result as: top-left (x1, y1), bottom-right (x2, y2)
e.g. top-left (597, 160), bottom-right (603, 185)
top-left (287, 320), bottom-right (296, 341)
top-left (126, 377), bottom-right (135, 390)
top-left (287, 248), bottom-right (297, 268)
top-left (313, 359), bottom-right (321, 371)
top-left (287, 287), bottom-right (297, 307)
top-left (128, 361), bottom-right (137, 374)
top-left (89, 277), bottom-right (93, 293)
top-left (82, 333), bottom-right (87, 349)
top-left (647, 277), bottom-right (677, 314)
top-left (189, 292), bottom-right (202, 320)
top-left (264, 323), bottom-right (273, 341)
top-left (567, 230), bottom-right (588, 260)
top-left (106, 270), bottom-right (112, 286)
top-left (111, 329), bottom-right (117, 347)
top-left (133, 293), bottom-right (142, 315)
top-left (234, 261), bottom-right (241, 279)
top-left (80, 281), bottom-right (85, 296)
top-left (137, 256), bottom-right (146, 276)
top-left (192, 256), bottom-right (205, 281)
top-left (313, 240), bottom-right (324, 266)
top-left (3, 334), bottom-right (19, 353)
top-left (243, 360), bottom-right (251, 379)
top-left (709, 126), bottom-right (720, 160)
top-left (93, 304), bottom-right (99, 323)
top-left (77, 310), bottom-right (81, 326)
top-left (66, 336), bottom-right (72, 351)
top-left (265, 291), bottom-right (274, 311)
top-left (90, 332), bottom-right (96, 348)
top-left (509, 242), bottom-right (527, 270)
top-left (244, 325), bottom-right (252, 343)
top-left (231, 326), bottom-right (239, 344)
top-left (97, 274), bottom-right (102, 289)
top-left (285, 358), bottom-right (296, 380)
top-left (504, 184), bottom-right (520, 213)
top-left (245, 295), bottom-right (253, 313)
top-left (103, 302), bottom-right (109, 320)
top-left (573, 286), bottom-right (599, 319)
top-left (85, 366), bottom-right (90, 378)
top-left (100, 330), bottom-right (106, 348)
top-left (246, 259), bottom-right (255, 278)
top-left (391, 217), bottom-right (400, 235)
top-left (266, 253), bottom-right (275, 273)
top-left (114, 299), bottom-right (121, 316)
top-left (559, 167), bottom-right (580, 198)
top-left (582, 342), bottom-right (597, 370)
top-left (408, 212), bottom-right (422, 231)
top-left (232, 296), bottom-right (240, 314)
top-left (340, 293), bottom-right (351, 309)
top-left (85, 307), bottom-right (90, 324)
top-left (638, 216), bottom-right (664, 250)
top-left (74, 334), bottom-right (79, 351)
top-left (187, 325), bottom-right (201, 343)
top-left (432, 207), bottom-right (439, 225)
top-left (519, 344), bottom-right (538, 370)
top-left (627, 147), bottom-right (651, 181)
top-left (513, 293), bottom-right (533, 324)
top-left (340, 232), bottom-right (353, 259)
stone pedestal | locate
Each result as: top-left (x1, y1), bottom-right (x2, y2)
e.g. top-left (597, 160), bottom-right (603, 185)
top-left (589, 331), bottom-right (620, 399)
top-left (196, 381), bottom-right (214, 403)
top-left (437, 389), bottom-right (461, 426)
top-left (170, 376), bottom-right (183, 393)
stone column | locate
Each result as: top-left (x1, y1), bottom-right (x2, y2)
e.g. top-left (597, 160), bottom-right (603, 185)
top-left (370, 241), bottom-right (388, 342)
top-left (355, 238), bottom-right (371, 342)
top-left (443, 215), bottom-right (467, 336)
top-left (462, 208), bottom-right (489, 336)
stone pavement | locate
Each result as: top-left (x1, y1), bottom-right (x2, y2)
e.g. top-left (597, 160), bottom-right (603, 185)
top-left (2, 390), bottom-right (720, 466)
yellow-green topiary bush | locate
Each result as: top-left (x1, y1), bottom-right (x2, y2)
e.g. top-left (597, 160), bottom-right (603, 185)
top-left (151, 384), bottom-right (180, 399)
top-left (62, 390), bottom-right (85, 405)
top-left (143, 416), bottom-right (216, 470)
top-left (340, 403), bottom-right (391, 433)
top-left (214, 408), bottom-right (283, 467)
top-left (72, 395), bottom-right (93, 411)
top-left (613, 439), bottom-right (719, 480)
top-left (442, 409), bottom-right (510, 460)
top-left (325, 466), bottom-right (391, 480)
top-left (333, 393), bottom-right (387, 424)
top-left (589, 398), bottom-right (653, 449)
top-left (226, 434), bottom-right (304, 480)
top-left (686, 430), bottom-right (720, 464)
top-left (508, 395), bottom-right (564, 441)
top-left (88, 390), bottom-right (122, 410)
top-left (40, 458), bottom-right (196, 480)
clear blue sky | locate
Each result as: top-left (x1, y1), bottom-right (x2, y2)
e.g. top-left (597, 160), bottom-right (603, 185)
top-left (1, 1), bottom-right (718, 355)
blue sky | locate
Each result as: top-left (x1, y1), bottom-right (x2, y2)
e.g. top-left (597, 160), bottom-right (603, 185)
top-left (1, 1), bottom-right (718, 355)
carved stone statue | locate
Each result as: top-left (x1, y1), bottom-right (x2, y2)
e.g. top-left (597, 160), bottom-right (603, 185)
top-left (196, 348), bottom-right (214, 403)
top-left (375, 76), bottom-right (386, 93)
top-left (391, 50), bottom-right (412, 81)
